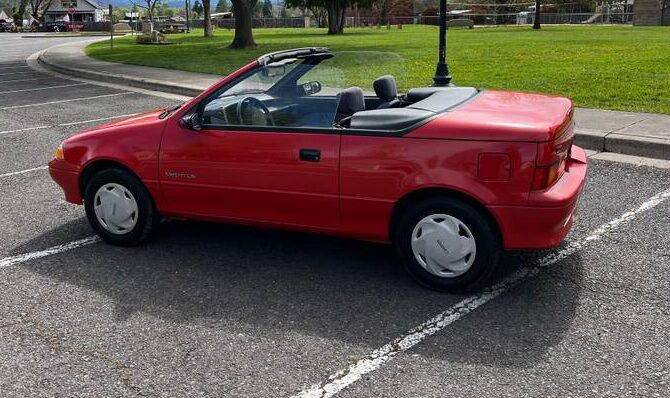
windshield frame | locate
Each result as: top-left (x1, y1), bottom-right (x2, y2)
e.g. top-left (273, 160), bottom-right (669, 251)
top-left (179, 48), bottom-right (469, 136)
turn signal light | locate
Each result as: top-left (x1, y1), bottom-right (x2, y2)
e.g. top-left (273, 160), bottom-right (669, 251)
top-left (532, 119), bottom-right (574, 190)
top-left (54, 145), bottom-right (64, 160)
top-left (532, 162), bottom-right (561, 190)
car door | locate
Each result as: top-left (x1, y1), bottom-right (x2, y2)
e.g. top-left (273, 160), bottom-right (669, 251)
top-left (158, 56), bottom-right (346, 230)
top-left (159, 123), bottom-right (341, 230)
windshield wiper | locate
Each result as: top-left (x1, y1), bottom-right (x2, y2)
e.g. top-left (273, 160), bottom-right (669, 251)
top-left (159, 104), bottom-right (183, 119)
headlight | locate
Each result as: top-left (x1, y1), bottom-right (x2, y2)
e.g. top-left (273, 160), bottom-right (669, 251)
top-left (54, 144), bottom-right (64, 160)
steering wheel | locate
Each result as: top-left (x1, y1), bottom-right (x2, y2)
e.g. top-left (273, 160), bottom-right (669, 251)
top-left (236, 97), bottom-right (274, 126)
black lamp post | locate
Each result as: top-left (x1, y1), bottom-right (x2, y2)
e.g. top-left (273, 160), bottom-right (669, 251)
top-left (186, 0), bottom-right (191, 33)
top-left (432, 0), bottom-right (452, 86)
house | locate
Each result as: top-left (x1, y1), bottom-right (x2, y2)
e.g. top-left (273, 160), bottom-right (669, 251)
top-left (43, 0), bottom-right (105, 23)
top-left (0, 9), bottom-right (13, 23)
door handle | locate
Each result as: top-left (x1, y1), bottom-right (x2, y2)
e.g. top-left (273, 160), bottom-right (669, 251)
top-left (299, 149), bottom-right (321, 162)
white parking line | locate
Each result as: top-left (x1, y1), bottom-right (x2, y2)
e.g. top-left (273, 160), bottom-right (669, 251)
top-left (0, 77), bottom-right (46, 83)
top-left (0, 66), bottom-right (29, 71)
top-left (292, 187), bottom-right (670, 398)
top-left (0, 166), bottom-right (48, 179)
top-left (0, 71), bottom-right (34, 76)
top-left (0, 113), bottom-right (137, 136)
top-left (0, 92), bottom-right (133, 110)
top-left (0, 83), bottom-right (88, 95)
top-left (0, 236), bottom-right (100, 269)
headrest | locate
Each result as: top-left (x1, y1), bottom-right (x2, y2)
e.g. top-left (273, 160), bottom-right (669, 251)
top-left (373, 75), bottom-right (398, 101)
top-left (336, 87), bottom-right (365, 115)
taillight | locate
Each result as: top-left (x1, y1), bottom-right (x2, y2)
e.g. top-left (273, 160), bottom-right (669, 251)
top-left (532, 162), bottom-right (561, 190)
top-left (532, 120), bottom-right (574, 190)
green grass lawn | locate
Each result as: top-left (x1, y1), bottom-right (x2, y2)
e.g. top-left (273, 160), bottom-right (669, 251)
top-left (86, 25), bottom-right (670, 114)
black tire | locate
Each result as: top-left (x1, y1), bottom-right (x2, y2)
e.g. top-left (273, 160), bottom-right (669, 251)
top-left (394, 197), bottom-right (501, 293)
top-left (84, 168), bottom-right (159, 246)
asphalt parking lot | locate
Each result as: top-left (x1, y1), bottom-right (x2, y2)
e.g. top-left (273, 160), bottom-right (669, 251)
top-left (1, 34), bottom-right (669, 397)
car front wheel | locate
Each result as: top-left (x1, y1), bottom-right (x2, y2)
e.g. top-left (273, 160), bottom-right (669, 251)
top-left (84, 168), bottom-right (159, 246)
top-left (395, 197), bottom-right (501, 292)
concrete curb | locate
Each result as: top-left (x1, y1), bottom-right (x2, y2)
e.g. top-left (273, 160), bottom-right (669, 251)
top-left (35, 42), bottom-right (670, 161)
top-left (37, 47), bottom-right (203, 98)
top-left (573, 129), bottom-right (670, 161)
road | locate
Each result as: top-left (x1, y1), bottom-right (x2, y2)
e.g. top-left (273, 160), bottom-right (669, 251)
top-left (0, 34), bottom-right (668, 397)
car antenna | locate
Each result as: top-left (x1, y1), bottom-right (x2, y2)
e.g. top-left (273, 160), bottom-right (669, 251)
top-left (432, 0), bottom-right (453, 87)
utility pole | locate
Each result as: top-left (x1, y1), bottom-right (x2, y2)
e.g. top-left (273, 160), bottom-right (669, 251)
top-left (533, 0), bottom-right (541, 29)
top-left (432, 0), bottom-right (451, 86)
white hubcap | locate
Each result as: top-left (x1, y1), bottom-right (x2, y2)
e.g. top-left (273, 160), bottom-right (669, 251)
top-left (411, 214), bottom-right (477, 278)
top-left (93, 183), bottom-right (139, 235)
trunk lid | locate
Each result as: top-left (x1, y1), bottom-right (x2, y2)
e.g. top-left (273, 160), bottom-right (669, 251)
top-left (410, 90), bottom-right (574, 142)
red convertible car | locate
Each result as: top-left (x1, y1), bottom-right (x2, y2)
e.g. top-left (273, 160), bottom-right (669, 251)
top-left (49, 48), bottom-right (587, 291)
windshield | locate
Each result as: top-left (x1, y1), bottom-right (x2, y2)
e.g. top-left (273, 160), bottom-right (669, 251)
top-left (201, 51), bottom-right (408, 129)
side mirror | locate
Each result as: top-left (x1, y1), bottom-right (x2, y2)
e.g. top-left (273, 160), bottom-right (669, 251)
top-left (299, 81), bottom-right (322, 96)
top-left (179, 112), bottom-right (202, 131)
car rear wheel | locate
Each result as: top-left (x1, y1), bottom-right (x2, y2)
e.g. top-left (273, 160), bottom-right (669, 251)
top-left (84, 168), bottom-right (159, 246)
top-left (395, 197), bottom-right (501, 292)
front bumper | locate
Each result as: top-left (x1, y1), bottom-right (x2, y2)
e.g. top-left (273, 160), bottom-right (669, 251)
top-left (49, 159), bottom-right (82, 204)
top-left (488, 145), bottom-right (588, 250)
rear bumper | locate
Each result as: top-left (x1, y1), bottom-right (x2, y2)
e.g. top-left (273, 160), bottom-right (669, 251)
top-left (489, 145), bottom-right (587, 250)
top-left (49, 160), bottom-right (82, 204)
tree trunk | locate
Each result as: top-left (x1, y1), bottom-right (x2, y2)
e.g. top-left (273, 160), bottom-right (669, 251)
top-left (229, 0), bottom-right (257, 48)
top-left (13, 0), bottom-right (29, 23)
top-left (327, 0), bottom-right (345, 34)
top-left (203, 0), bottom-right (213, 37)
top-left (533, 0), bottom-right (541, 29)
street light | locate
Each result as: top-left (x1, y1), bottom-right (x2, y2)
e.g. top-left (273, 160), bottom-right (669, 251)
top-left (186, 0), bottom-right (191, 33)
top-left (432, 0), bottom-right (452, 86)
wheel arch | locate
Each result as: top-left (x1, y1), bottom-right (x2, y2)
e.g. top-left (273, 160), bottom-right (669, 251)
top-left (389, 187), bottom-right (503, 244)
top-left (79, 159), bottom-right (144, 200)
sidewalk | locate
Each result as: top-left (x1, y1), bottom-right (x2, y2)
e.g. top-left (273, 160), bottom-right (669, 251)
top-left (37, 39), bottom-right (220, 97)
top-left (37, 39), bottom-right (670, 160)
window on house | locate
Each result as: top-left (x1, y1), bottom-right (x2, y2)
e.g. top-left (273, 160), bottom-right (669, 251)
top-left (61, 0), bottom-right (76, 8)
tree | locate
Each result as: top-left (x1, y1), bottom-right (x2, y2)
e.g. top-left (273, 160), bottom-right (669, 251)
top-left (28, 0), bottom-right (53, 23)
top-left (279, 4), bottom-right (289, 17)
top-left (262, 0), bottom-right (272, 17)
top-left (131, 0), bottom-right (161, 23)
top-left (325, 0), bottom-right (345, 34)
top-left (12, 0), bottom-right (29, 23)
top-left (30, 0), bottom-right (52, 22)
top-left (286, 0), bottom-right (371, 34)
top-left (229, 0), bottom-right (257, 48)
top-left (202, 0), bottom-right (212, 36)
top-left (215, 0), bottom-right (229, 12)
top-left (372, 0), bottom-right (396, 25)
top-left (533, 0), bottom-right (541, 29)
top-left (112, 6), bottom-right (129, 21)
top-left (192, 0), bottom-right (203, 14)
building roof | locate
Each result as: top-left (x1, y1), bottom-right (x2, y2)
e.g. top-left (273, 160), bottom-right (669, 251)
top-left (0, 10), bottom-right (13, 22)
top-left (45, 0), bottom-right (104, 12)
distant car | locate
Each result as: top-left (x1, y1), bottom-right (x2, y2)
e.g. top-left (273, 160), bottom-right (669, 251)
top-left (49, 48), bottom-right (587, 292)
top-left (0, 19), bottom-right (13, 32)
